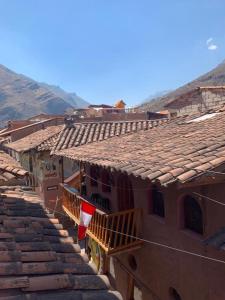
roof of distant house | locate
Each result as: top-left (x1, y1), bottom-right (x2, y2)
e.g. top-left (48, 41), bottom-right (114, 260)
top-left (114, 100), bottom-right (126, 107)
top-left (5, 125), bottom-right (64, 152)
top-left (88, 104), bottom-right (114, 109)
top-left (28, 113), bottom-right (65, 120)
top-left (52, 119), bottom-right (169, 153)
top-left (0, 187), bottom-right (121, 299)
top-left (0, 118), bottom-right (64, 138)
top-left (56, 111), bottom-right (225, 186)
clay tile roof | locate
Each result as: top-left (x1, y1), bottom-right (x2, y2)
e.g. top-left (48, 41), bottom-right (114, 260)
top-left (0, 151), bottom-right (28, 180)
top-left (5, 125), bottom-right (64, 153)
top-left (56, 111), bottom-right (225, 186)
top-left (0, 187), bottom-right (122, 299)
top-left (52, 120), bottom-right (169, 153)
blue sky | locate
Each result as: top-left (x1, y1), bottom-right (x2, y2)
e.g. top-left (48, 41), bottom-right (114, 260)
top-left (0, 0), bottom-right (224, 106)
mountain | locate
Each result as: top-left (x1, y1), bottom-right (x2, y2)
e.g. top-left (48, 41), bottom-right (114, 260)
top-left (139, 60), bottom-right (225, 112)
top-left (140, 90), bottom-right (172, 109)
top-left (0, 64), bottom-right (90, 125)
top-left (39, 83), bottom-right (89, 108)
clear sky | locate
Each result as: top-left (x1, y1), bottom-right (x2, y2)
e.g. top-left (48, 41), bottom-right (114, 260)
top-left (0, 0), bottom-right (224, 106)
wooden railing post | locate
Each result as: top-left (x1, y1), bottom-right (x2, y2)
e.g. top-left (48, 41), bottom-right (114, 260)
top-left (61, 184), bottom-right (143, 254)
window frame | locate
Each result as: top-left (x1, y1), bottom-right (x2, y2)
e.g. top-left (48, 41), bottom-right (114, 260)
top-left (149, 185), bottom-right (165, 218)
top-left (182, 195), bottom-right (204, 235)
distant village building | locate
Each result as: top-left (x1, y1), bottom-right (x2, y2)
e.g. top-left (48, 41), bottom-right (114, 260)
top-left (165, 86), bottom-right (225, 116)
top-left (72, 100), bottom-right (169, 122)
top-left (0, 116), bottom-right (65, 143)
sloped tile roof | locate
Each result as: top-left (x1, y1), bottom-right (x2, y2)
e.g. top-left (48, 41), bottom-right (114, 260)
top-left (5, 125), bottom-right (64, 152)
top-left (56, 112), bottom-right (225, 186)
top-left (0, 118), bottom-right (63, 138)
top-left (0, 151), bottom-right (28, 181)
top-left (52, 119), bottom-right (169, 153)
top-left (0, 187), bottom-right (122, 299)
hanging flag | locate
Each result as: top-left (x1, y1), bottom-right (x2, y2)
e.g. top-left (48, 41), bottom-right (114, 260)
top-left (78, 200), bottom-right (96, 240)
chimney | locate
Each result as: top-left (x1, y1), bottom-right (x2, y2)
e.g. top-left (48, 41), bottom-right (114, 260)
top-left (64, 116), bottom-right (74, 128)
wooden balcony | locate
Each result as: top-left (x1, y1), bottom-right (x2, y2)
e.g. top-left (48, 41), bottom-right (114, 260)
top-left (61, 184), bottom-right (143, 255)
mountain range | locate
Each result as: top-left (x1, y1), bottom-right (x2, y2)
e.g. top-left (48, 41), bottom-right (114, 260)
top-left (139, 60), bottom-right (225, 112)
top-left (0, 64), bottom-right (89, 125)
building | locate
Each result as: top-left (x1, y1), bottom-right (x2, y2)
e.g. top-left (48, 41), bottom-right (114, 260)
top-left (52, 119), bottom-right (169, 181)
top-left (55, 110), bottom-right (225, 300)
top-left (0, 117), bottom-right (65, 143)
top-left (115, 100), bottom-right (126, 109)
top-left (5, 119), bottom-right (169, 210)
top-left (165, 86), bottom-right (225, 117)
top-left (5, 125), bottom-right (64, 209)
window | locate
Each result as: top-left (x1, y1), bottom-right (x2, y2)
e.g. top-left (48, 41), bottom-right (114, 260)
top-left (152, 185), bottom-right (165, 217)
top-left (101, 169), bottom-right (111, 193)
top-left (29, 156), bottom-right (33, 173)
top-left (170, 288), bottom-right (182, 300)
top-left (183, 195), bottom-right (203, 235)
top-left (117, 174), bottom-right (134, 210)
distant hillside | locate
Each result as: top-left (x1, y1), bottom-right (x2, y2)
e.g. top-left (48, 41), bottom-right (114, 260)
top-left (139, 60), bottom-right (225, 111)
top-left (39, 83), bottom-right (89, 108)
top-left (0, 64), bottom-right (89, 125)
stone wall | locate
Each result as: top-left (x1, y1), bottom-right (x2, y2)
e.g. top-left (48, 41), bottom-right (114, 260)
top-left (202, 88), bottom-right (225, 110)
top-left (175, 88), bottom-right (225, 117)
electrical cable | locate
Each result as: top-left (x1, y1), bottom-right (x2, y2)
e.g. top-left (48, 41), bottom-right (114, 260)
top-left (46, 203), bottom-right (225, 266)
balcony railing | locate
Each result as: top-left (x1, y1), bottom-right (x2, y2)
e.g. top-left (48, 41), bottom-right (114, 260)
top-left (61, 184), bottom-right (143, 255)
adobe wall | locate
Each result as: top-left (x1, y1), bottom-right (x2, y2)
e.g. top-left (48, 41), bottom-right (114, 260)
top-left (201, 88), bottom-right (225, 110)
top-left (84, 166), bottom-right (225, 300)
top-left (173, 88), bottom-right (225, 117)
top-left (33, 151), bottom-right (62, 208)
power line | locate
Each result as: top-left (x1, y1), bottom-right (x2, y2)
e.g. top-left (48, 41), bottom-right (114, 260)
top-left (46, 205), bottom-right (225, 266)
top-left (67, 172), bottom-right (225, 207)
top-left (193, 191), bottom-right (225, 207)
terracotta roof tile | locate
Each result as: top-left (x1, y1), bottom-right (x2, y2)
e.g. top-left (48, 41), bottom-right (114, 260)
top-left (56, 111), bottom-right (225, 186)
top-left (0, 151), bottom-right (28, 182)
top-left (52, 119), bottom-right (168, 153)
top-left (5, 125), bottom-right (64, 152)
top-left (0, 187), bottom-right (121, 299)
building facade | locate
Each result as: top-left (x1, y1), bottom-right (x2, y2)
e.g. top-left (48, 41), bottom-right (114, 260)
top-left (57, 111), bottom-right (225, 300)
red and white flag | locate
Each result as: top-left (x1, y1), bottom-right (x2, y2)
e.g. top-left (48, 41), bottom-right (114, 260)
top-left (78, 200), bottom-right (96, 240)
